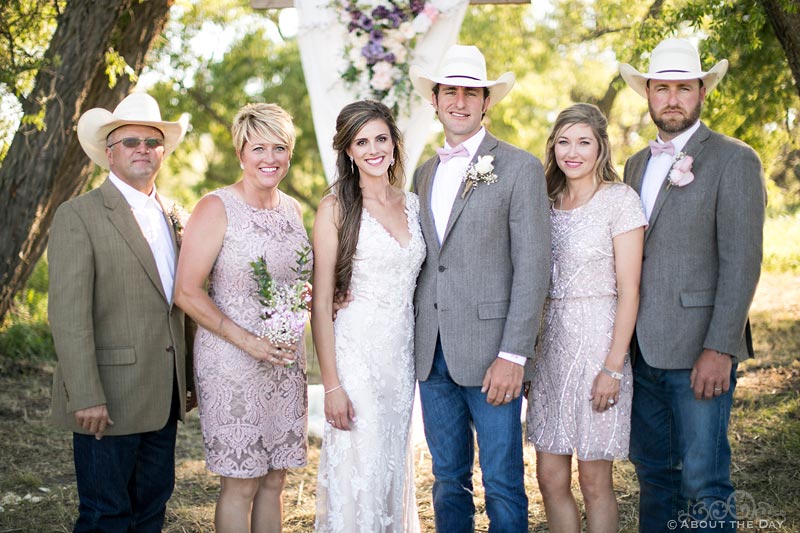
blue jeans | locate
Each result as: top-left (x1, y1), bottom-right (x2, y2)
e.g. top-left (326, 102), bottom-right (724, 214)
top-left (418, 337), bottom-right (528, 533)
top-left (630, 355), bottom-right (737, 533)
top-left (72, 390), bottom-right (178, 532)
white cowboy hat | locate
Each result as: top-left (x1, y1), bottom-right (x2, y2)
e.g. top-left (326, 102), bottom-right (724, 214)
top-left (410, 45), bottom-right (515, 107)
top-left (77, 92), bottom-right (189, 169)
top-left (619, 38), bottom-right (729, 98)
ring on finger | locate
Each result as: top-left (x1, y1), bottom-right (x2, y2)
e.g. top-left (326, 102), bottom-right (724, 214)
top-left (608, 398), bottom-right (615, 405)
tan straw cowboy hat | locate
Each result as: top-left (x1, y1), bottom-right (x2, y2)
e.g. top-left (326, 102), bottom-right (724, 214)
top-left (410, 45), bottom-right (515, 107)
top-left (77, 92), bottom-right (189, 169)
top-left (619, 38), bottom-right (728, 99)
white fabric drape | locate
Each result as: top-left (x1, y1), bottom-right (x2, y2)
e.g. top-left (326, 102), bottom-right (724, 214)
top-left (296, 0), bottom-right (469, 185)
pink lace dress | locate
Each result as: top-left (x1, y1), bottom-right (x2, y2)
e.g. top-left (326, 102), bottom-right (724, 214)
top-left (526, 183), bottom-right (646, 461)
top-left (194, 188), bottom-right (310, 478)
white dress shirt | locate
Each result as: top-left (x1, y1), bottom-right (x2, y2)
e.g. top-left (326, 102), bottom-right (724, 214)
top-left (640, 121), bottom-right (701, 220)
top-left (109, 173), bottom-right (176, 303)
top-left (430, 128), bottom-right (486, 244)
top-left (430, 128), bottom-right (526, 367)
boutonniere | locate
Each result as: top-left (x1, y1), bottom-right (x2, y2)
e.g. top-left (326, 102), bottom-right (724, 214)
top-left (666, 152), bottom-right (695, 190)
top-left (166, 202), bottom-right (190, 247)
top-left (461, 155), bottom-right (499, 198)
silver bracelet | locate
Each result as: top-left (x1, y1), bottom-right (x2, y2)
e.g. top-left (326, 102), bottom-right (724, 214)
top-left (325, 385), bottom-right (343, 395)
top-left (601, 366), bottom-right (624, 380)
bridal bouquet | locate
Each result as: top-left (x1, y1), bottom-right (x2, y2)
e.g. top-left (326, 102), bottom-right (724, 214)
top-left (250, 246), bottom-right (312, 349)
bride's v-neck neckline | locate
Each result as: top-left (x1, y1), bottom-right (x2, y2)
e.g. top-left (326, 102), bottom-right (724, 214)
top-left (362, 192), bottom-right (413, 249)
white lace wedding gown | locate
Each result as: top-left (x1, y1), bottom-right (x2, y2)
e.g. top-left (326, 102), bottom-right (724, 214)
top-left (315, 191), bottom-right (425, 533)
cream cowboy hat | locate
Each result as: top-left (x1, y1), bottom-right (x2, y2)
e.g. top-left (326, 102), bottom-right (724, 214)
top-left (410, 45), bottom-right (515, 107)
top-left (77, 92), bottom-right (189, 169)
top-left (619, 38), bottom-right (729, 99)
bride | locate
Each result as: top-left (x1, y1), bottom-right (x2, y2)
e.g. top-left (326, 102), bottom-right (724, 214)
top-left (311, 100), bottom-right (425, 532)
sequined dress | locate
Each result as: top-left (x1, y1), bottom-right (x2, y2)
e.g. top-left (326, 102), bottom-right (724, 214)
top-left (526, 183), bottom-right (646, 460)
top-left (315, 191), bottom-right (426, 533)
top-left (194, 188), bottom-right (310, 478)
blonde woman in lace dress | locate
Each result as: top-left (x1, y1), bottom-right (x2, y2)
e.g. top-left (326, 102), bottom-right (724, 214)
top-left (311, 101), bottom-right (425, 532)
top-left (174, 103), bottom-right (310, 532)
top-left (526, 103), bottom-right (646, 533)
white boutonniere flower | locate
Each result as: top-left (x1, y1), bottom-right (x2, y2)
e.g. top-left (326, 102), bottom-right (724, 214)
top-left (462, 155), bottom-right (499, 198)
top-left (166, 202), bottom-right (190, 247)
top-left (666, 152), bottom-right (695, 190)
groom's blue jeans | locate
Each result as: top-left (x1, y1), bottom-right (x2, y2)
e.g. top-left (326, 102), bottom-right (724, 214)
top-left (630, 355), bottom-right (737, 533)
top-left (418, 338), bottom-right (528, 533)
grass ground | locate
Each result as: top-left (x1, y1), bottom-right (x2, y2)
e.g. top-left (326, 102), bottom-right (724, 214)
top-left (0, 271), bottom-right (798, 532)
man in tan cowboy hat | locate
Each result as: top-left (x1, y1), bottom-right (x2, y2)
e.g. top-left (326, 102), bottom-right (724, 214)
top-left (48, 92), bottom-right (193, 532)
top-left (619, 38), bottom-right (766, 532)
top-left (410, 44), bottom-right (551, 532)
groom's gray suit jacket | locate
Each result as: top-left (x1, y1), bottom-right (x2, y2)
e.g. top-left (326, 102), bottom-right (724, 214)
top-left (412, 132), bottom-right (551, 386)
top-left (624, 122), bottom-right (766, 369)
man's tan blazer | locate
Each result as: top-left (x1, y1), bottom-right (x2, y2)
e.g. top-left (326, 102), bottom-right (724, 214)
top-left (48, 178), bottom-right (190, 435)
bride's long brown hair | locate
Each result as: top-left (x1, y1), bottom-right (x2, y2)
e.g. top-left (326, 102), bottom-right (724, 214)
top-left (328, 100), bottom-right (406, 300)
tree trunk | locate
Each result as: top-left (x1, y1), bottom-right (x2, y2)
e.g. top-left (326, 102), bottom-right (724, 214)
top-left (0, 0), bottom-right (173, 325)
top-left (758, 0), bottom-right (800, 98)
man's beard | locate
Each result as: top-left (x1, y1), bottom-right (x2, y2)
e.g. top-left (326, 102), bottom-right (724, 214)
top-left (650, 100), bottom-right (703, 134)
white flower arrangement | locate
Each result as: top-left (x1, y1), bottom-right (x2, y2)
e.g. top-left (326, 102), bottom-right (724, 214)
top-left (332, 0), bottom-right (440, 114)
top-left (166, 202), bottom-right (190, 248)
top-left (461, 155), bottom-right (498, 198)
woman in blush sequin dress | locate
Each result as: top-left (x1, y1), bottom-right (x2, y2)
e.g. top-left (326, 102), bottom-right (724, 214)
top-left (526, 103), bottom-right (646, 532)
top-left (174, 103), bottom-right (310, 531)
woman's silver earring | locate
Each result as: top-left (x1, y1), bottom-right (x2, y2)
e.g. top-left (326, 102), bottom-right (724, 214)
top-left (349, 157), bottom-right (354, 174)
top-left (240, 162), bottom-right (244, 170)
top-left (389, 158), bottom-right (395, 167)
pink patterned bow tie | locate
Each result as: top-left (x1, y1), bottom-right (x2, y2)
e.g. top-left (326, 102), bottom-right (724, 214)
top-left (436, 143), bottom-right (469, 163)
top-left (649, 140), bottom-right (675, 157)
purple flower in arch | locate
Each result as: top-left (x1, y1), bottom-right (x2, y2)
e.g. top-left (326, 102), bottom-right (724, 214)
top-left (410, 0), bottom-right (425, 15)
top-left (350, 12), bottom-right (371, 31)
top-left (372, 5), bottom-right (390, 20)
top-left (362, 42), bottom-right (386, 64)
top-left (387, 11), bottom-right (403, 28)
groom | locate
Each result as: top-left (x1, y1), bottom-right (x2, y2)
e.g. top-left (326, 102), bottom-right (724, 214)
top-left (410, 45), bottom-right (551, 532)
top-left (620, 38), bottom-right (766, 532)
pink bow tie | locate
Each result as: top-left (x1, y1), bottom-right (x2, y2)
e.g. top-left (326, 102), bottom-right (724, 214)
top-left (649, 140), bottom-right (675, 157)
top-left (436, 143), bottom-right (469, 163)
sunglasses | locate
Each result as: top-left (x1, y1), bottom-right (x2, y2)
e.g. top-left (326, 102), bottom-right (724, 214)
top-left (107, 137), bottom-right (165, 149)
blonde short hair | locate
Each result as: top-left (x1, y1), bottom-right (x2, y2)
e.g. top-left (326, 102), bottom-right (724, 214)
top-left (231, 103), bottom-right (296, 157)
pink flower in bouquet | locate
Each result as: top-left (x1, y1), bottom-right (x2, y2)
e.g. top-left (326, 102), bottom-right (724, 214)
top-left (668, 153), bottom-right (694, 189)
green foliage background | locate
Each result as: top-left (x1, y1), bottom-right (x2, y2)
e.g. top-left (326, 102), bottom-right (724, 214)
top-left (0, 0), bottom-right (798, 359)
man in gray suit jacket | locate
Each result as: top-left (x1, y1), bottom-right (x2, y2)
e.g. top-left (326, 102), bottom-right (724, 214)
top-left (619, 38), bottom-right (766, 532)
top-left (409, 45), bottom-right (551, 532)
top-left (48, 93), bottom-right (192, 532)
